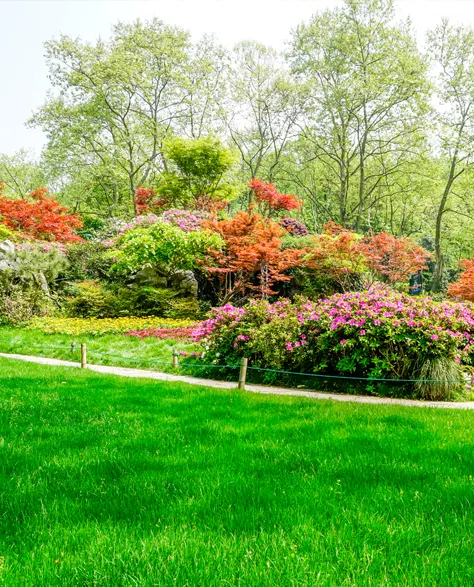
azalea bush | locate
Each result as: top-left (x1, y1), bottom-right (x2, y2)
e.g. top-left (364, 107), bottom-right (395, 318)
top-left (27, 316), bottom-right (194, 336)
top-left (192, 288), bottom-right (474, 400)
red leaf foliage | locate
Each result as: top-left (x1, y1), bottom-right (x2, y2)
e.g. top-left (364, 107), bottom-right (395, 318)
top-left (304, 225), bottom-right (367, 291)
top-left (360, 232), bottom-right (428, 284)
top-left (448, 259), bottom-right (474, 302)
top-left (134, 187), bottom-right (167, 215)
top-left (303, 225), bottom-right (429, 290)
top-left (249, 179), bottom-right (302, 215)
top-left (0, 184), bottom-right (83, 242)
top-left (203, 211), bottom-right (304, 302)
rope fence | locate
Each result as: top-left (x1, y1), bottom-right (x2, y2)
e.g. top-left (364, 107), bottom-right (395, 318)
top-left (0, 338), bottom-right (473, 392)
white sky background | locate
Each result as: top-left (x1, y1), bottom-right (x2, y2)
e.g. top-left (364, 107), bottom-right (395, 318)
top-left (0, 0), bottom-right (473, 156)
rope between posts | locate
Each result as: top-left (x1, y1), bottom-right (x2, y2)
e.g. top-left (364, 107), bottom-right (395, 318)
top-left (0, 338), bottom-right (472, 385)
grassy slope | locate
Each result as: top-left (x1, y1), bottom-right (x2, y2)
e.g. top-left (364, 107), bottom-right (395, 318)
top-left (1, 358), bottom-right (474, 585)
top-left (0, 326), bottom-right (197, 371)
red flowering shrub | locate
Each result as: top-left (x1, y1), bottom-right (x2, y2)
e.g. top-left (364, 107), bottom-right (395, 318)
top-left (0, 185), bottom-right (83, 242)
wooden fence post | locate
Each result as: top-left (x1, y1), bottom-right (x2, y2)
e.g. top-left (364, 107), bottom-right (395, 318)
top-left (81, 344), bottom-right (87, 369)
top-left (172, 350), bottom-right (179, 369)
top-left (238, 357), bottom-right (248, 390)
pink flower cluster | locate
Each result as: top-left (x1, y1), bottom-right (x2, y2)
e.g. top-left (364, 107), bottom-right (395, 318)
top-left (162, 209), bottom-right (209, 232)
top-left (16, 241), bottom-right (67, 255)
top-left (193, 287), bottom-right (474, 380)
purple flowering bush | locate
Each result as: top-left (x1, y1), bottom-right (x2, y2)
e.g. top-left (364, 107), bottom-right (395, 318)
top-left (162, 210), bottom-right (209, 232)
top-left (193, 288), bottom-right (474, 399)
top-left (280, 217), bottom-right (309, 236)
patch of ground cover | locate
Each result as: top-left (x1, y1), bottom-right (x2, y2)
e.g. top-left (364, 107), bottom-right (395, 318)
top-left (1, 357), bottom-right (474, 585)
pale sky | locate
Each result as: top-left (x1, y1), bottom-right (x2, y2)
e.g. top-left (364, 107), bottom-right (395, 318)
top-left (0, 0), bottom-right (472, 156)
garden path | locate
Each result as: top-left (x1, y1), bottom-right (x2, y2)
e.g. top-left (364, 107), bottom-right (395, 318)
top-left (1, 352), bottom-right (474, 411)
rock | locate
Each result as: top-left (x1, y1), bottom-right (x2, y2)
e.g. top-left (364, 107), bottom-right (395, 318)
top-left (0, 240), bottom-right (18, 271)
top-left (0, 240), bottom-right (15, 258)
top-left (168, 270), bottom-right (198, 297)
top-left (134, 266), bottom-right (168, 288)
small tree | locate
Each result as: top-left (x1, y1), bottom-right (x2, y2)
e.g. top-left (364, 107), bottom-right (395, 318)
top-left (0, 185), bottom-right (83, 242)
top-left (204, 211), bottom-right (304, 303)
top-left (360, 232), bottom-right (428, 285)
top-left (303, 223), bottom-right (367, 292)
top-left (448, 259), bottom-right (474, 302)
top-left (249, 178), bottom-right (302, 217)
top-left (133, 187), bottom-right (167, 215)
top-left (159, 136), bottom-right (240, 210)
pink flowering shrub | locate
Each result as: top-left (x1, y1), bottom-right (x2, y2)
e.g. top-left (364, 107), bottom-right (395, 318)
top-left (162, 210), bottom-right (209, 232)
top-left (193, 288), bottom-right (474, 398)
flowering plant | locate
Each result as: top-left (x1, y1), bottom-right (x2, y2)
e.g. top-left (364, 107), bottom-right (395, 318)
top-left (193, 288), bottom-right (474, 398)
top-left (27, 316), bottom-right (195, 336)
top-left (126, 326), bottom-right (196, 340)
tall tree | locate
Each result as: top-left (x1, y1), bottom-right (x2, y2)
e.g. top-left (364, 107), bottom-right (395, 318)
top-left (427, 20), bottom-right (474, 292)
top-left (288, 0), bottom-right (429, 230)
top-left (30, 20), bottom-right (227, 216)
top-left (225, 41), bottom-right (303, 185)
top-left (0, 151), bottom-right (47, 198)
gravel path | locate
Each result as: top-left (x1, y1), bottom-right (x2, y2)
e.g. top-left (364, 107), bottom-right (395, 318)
top-left (1, 352), bottom-right (474, 411)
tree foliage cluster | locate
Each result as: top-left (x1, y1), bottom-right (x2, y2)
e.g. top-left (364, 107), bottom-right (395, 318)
top-left (1, 0), bottom-right (474, 299)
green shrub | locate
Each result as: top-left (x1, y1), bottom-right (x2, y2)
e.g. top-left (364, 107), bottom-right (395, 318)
top-left (64, 242), bottom-right (112, 281)
top-left (0, 282), bottom-right (53, 326)
top-left (109, 223), bottom-right (224, 277)
top-left (113, 286), bottom-right (178, 317)
top-left (0, 224), bottom-right (14, 241)
top-left (66, 282), bottom-right (203, 320)
top-left (163, 298), bottom-right (202, 320)
top-left (66, 280), bottom-right (116, 318)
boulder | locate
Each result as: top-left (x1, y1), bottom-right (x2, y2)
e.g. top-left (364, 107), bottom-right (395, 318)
top-left (168, 270), bottom-right (198, 297)
top-left (0, 240), bottom-right (18, 271)
top-left (134, 266), bottom-right (168, 288)
top-left (0, 240), bottom-right (15, 258)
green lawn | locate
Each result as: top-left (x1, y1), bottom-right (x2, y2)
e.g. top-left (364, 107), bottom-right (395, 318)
top-left (0, 326), bottom-right (197, 372)
top-left (1, 358), bottom-right (474, 585)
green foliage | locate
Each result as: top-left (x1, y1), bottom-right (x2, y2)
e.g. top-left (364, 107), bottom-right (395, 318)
top-left (65, 280), bottom-right (116, 318)
top-left (163, 297), bottom-right (202, 320)
top-left (0, 283), bottom-right (53, 326)
top-left (0, 224), bottom-right (14, 241)
top-left (110, 223), bottom-right (223, 276)
top-left (76, 216), bottom-right (106, 240)
top-left (159, 136), bottom-right (240, 208)
top-left (64, 241), bottom-right (112, 281)
top-left (65, 280), bottom-right (203, 320)
top-left (15, 243), bottom-right (69, 284)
